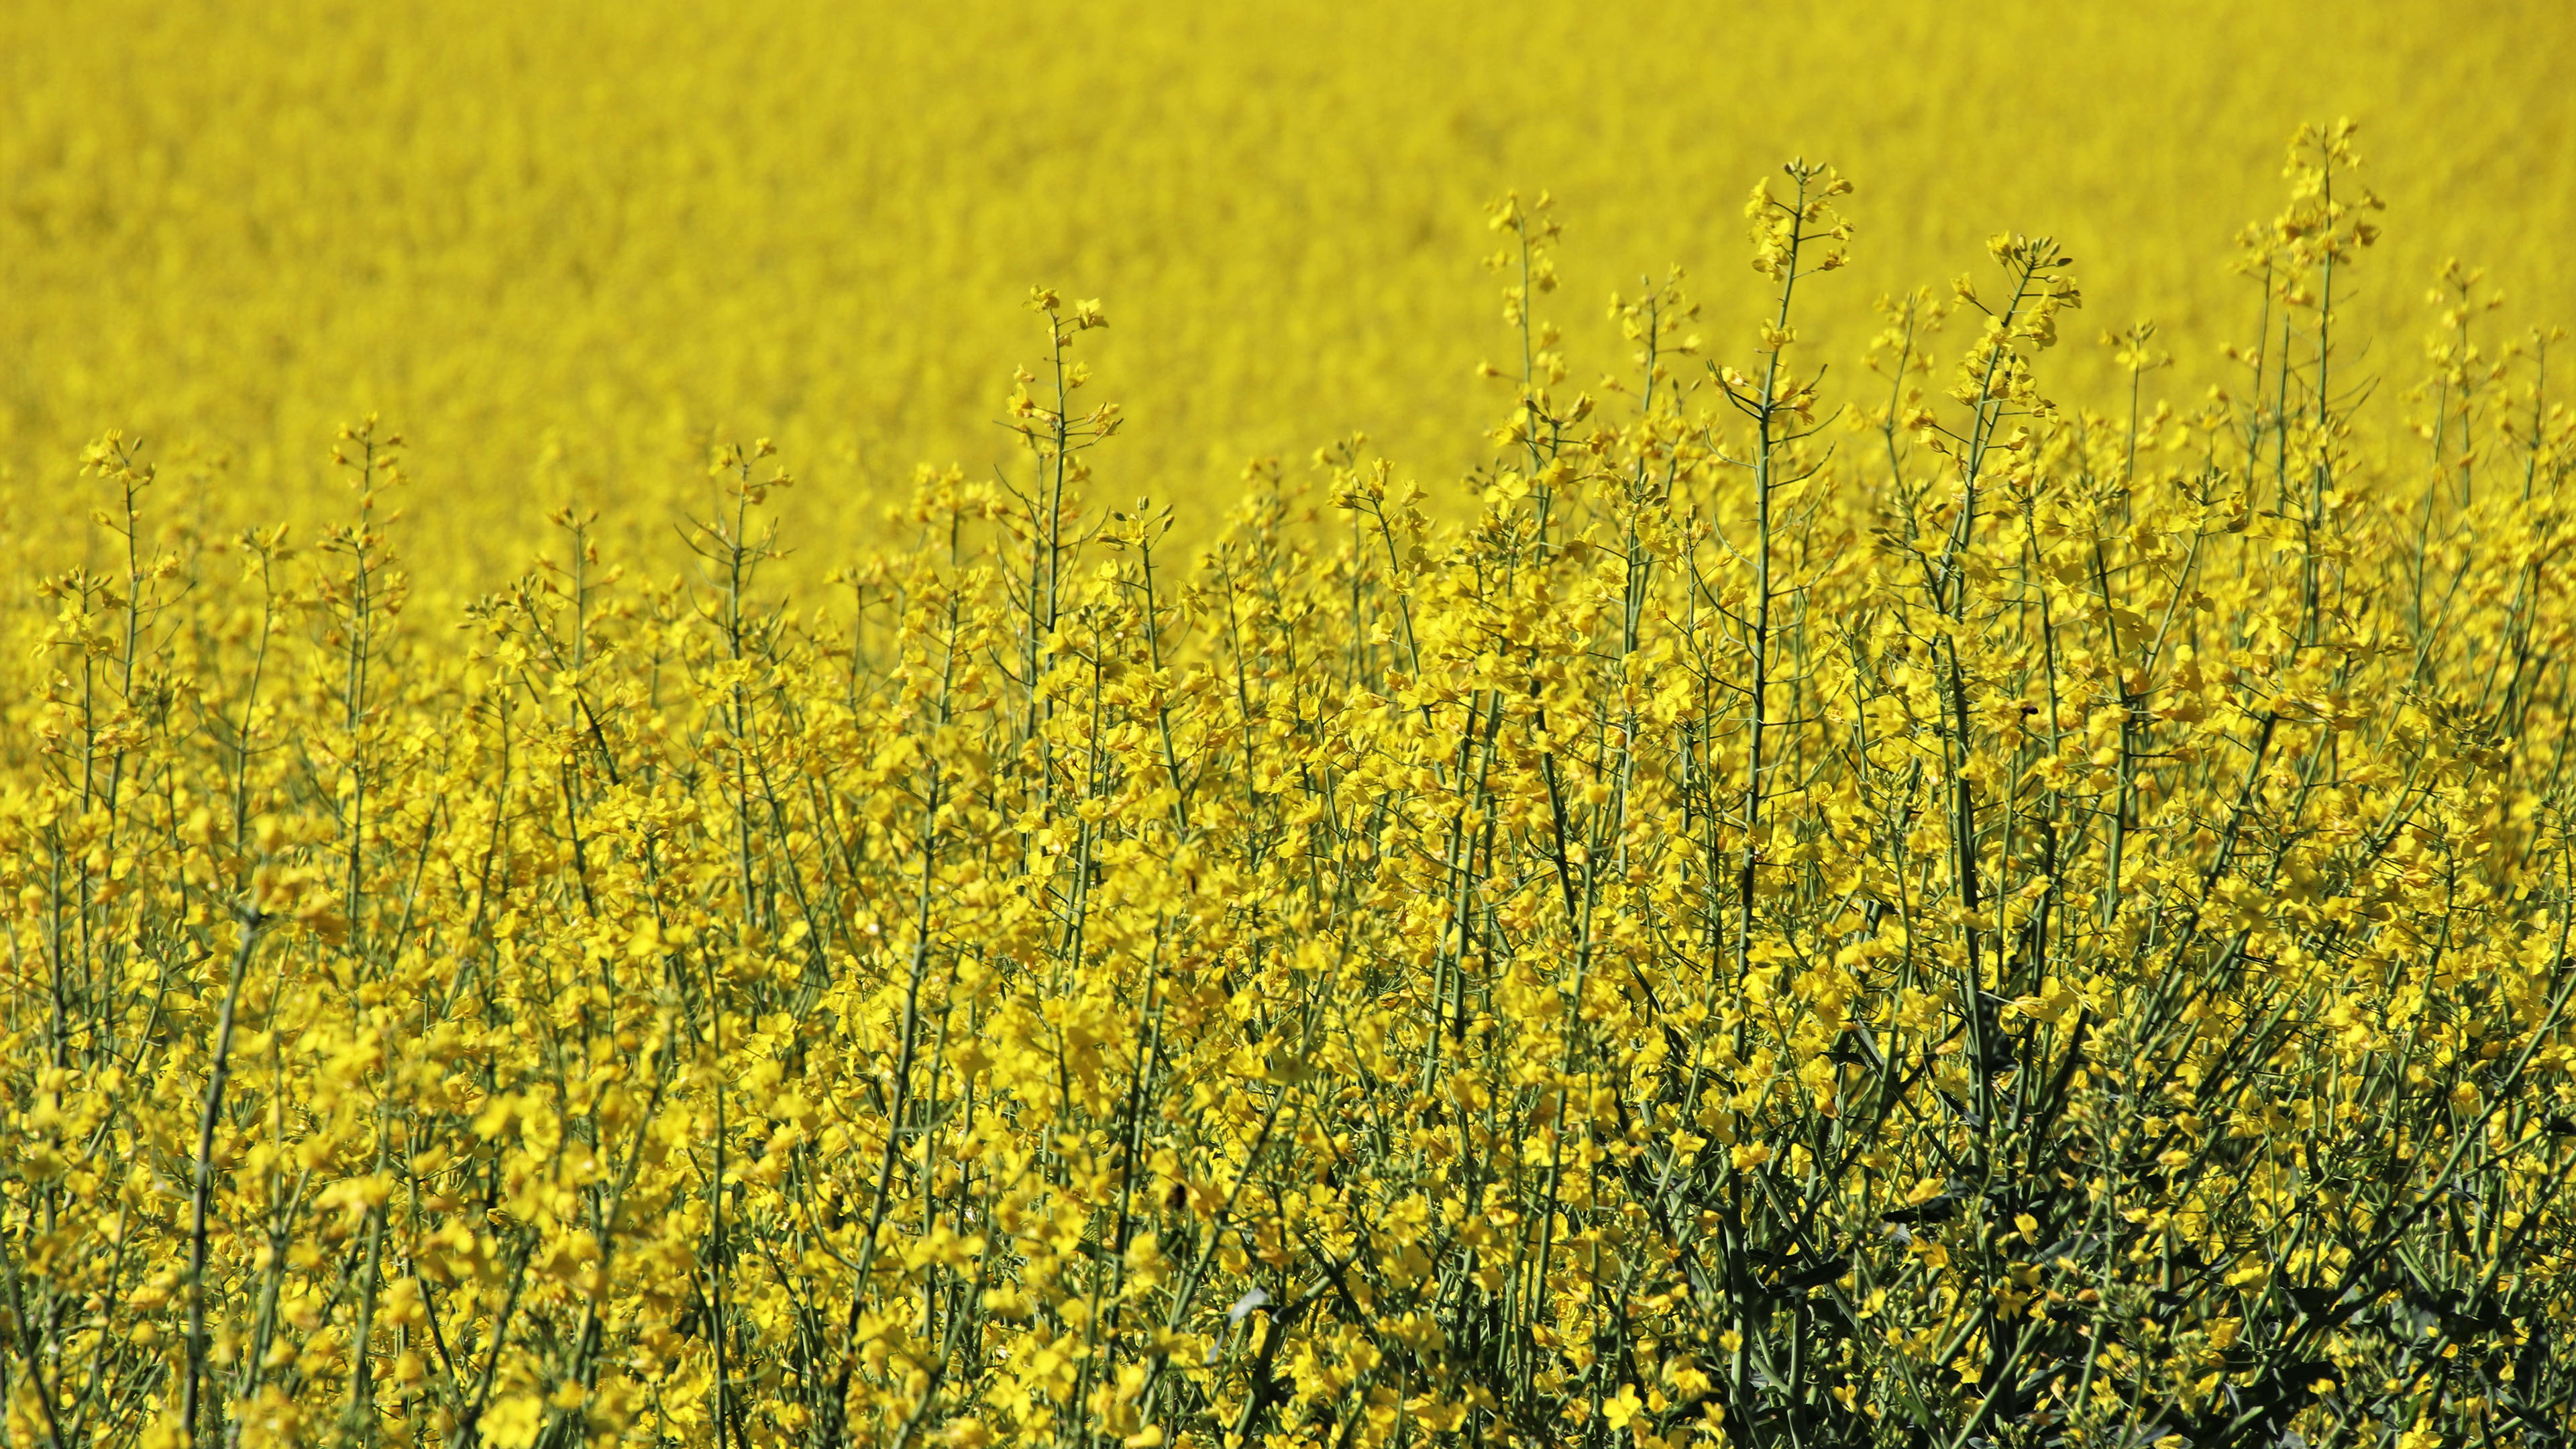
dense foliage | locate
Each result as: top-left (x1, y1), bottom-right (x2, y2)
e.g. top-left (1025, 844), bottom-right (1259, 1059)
top-left (4, 126), bottom-right (2575, 1449)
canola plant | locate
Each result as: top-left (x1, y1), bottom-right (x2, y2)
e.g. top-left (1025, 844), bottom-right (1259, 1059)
top-left (4, 109), bottom-right (2576, 1449)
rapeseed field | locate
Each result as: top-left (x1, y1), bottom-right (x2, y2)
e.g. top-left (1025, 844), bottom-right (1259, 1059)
top-left (5, 3), bottom-right (2576, 1448)
top-left (7, 0), bottom-right (2575, 573)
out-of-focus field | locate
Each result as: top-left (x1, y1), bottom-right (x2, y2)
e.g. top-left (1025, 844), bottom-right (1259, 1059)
top-left (4, 0), bottom-right (2571, 584)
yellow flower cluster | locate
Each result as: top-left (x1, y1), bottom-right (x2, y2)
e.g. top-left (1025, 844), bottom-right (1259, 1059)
top-left (6, 123), bottom-right (2576, 1449)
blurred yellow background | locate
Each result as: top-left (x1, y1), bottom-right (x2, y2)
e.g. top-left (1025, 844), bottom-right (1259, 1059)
top-left (5, 0), bottom-right (2567, 584)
